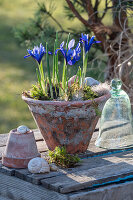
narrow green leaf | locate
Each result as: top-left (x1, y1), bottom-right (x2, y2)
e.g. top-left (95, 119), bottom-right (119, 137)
top-left (62, 33), bottom-right (70, 93)
top-left (55, 32), bottom-right (59, 84)
top-left (82, 48), bottom-right (88, 87)
top-left (36, 68), bottom-right (42, 90)
top-left (46, 42), bottom-right (53, 99)
top-left (62, 60), bottom-right (66, 90)
top-left (55, 39), bottom-right (59, 84)
top-left (39, 61), bottom-right (45, 91)
top-left (52, 42), bottom-right (56, 84)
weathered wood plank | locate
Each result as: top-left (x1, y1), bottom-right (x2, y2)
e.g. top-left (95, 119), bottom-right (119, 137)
top-left (33, 129), bottom-right (43, 141)
top-left (42, 150), bottom-right (131, 175)
top-left (14, 169), bottom-right (31, 181)
top-left (1, 149), bottom-right (133, 188)
top-left (14, 156), bottom-right (105, 185)
top-left (0, 134), bottom-right (8, 147)
top-left (0, 165), bottom-right (15, 176)
top-left (0, 196), bottom-right (12, 200)
top-left (41, 153), bottom-right (133, 194)
top-left (68, 180), bottom-right (133, 200)
top-left (0, 146), bottom-right (6, 159)
top-left (36, 141), bottom-right (48, 152)
top-left (0, 160), bottom-right (15, 176)
top-left (26, 171), bottom-right (65, 185)
top-left (0, 173), bottom-right (67, 200)
top-left (14, 168), bottom-right (65, 185)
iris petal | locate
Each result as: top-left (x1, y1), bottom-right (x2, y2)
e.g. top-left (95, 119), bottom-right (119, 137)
top-left (75, 42), bottom-right (80, 51)
top-left (60, 48), bottom-right (67, 59)
top-left (67, 49), bottom-right (73, 63)
top-left (68, 39), bottom-right (75, 49)
top-left (48, 51), bottom-right (52, 55)
top-left (24, 43), bottom-right (51, 64)
top-left (87, 36), bottom-right (95, 52)
top-left (24, 54), bottom-right (31, 58)
top-left (55, 48), bottom-right (60, 55)
top-left (55, 40), bottom-right (81, 65)
top-left (80, 33), bottom-right (101, 54)
top-left (80, 34), bottom-right (89, 43)
top-left (60, 41), bottom-right (64, 49)
top-left (93, 41), bottom-right (101, 44)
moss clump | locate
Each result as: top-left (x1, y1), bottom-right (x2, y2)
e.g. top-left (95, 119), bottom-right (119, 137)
top-left (67, 83), bottom-right (98, 101)
top-left (67, 82), bottom-right (80, 100)
top-left (23, 82), bottom-right (99, 101)
top-left (83, 85), bottom-right (98, 100)
top-left (48, 146), bottom-right (80, 168)
top-left (29, 84), bottom-right (50, 100)
top-left (23, 83), bottom-right (60, 100)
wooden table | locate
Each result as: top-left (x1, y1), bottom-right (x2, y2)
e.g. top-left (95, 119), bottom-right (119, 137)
top-left (0, 128), bottom-right (133, 200)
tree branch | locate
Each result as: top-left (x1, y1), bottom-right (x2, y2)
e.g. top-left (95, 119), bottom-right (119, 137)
top-left (94, 0), bottom-right (101, 21)
top-left (100, 0), bottom-right (113, 20)
top-left (39, 3), bottom-right (64, 31)
top-left (65, 0), bottom-right (120, 51)
top-left (112, 0), bottom-right (129, 30)
top-left (46, 11), bottom-right (64, 31)
top-left (94, 0), bottom-right (100, 11)
top-left (74, 0), bottom-right (84, 7)
top-left (85, 0), bottom-right (96, 22)
top-left (65, 0), bottom-right (89, 27)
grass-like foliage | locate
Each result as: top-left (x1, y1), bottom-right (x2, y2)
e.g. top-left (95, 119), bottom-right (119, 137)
top-left (24, 81), bottom-right (98, 101)
top-left (48, 146), bottom-right (81, 168)
top-left (23, 32), bottom-right (101, 101)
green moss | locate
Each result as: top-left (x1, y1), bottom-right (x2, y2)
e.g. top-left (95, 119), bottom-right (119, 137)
top-left (48, 146), bottom-right (80, 168)
top-left (67, 82), bottom-right (80, 100)
top-left (62, 83), bottom-right (99, 101)
top-left (24, 84), bottom-right (50, 100)
top-left (83, 85), bottom-right (98, 100)
top-left (23, 82), bottom-right (61, 100)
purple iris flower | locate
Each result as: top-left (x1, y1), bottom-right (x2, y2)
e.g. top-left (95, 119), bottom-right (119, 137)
top-left (80, 34), bottom-right (101, 54)
top-left (55, 39), bottom-right (81, 65)
top-left (24, 43), bottom-right (52, 64)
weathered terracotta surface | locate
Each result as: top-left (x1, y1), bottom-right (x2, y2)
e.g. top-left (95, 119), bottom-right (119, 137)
top-left (2, 129), bottom-right (40, 168)
top-left (22, 93), bottom-right (110, 154)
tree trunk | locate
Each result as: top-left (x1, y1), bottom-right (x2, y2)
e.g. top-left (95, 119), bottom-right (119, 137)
top-left (65, 0), bottom-right (133, 112)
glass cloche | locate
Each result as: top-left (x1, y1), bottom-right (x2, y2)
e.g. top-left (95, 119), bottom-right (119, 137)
top-left (95, 79), bottom-right (133, 149)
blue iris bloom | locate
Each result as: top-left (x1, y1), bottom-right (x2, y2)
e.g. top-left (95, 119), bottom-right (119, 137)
top-left (24, 43), bottom-right (52, 64)
top-left (55, 39), bottom-right (81, 65)
top-left (80, 34), bottom-right (101, 54)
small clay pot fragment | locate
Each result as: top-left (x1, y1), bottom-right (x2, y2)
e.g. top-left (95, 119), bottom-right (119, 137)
top-left (2, 125), bottom-right (40, 168)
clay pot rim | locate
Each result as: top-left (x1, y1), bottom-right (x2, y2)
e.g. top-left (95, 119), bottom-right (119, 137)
top-left (22, 92), bottom-right (110, 106)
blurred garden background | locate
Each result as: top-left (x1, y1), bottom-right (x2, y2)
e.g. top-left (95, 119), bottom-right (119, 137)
top-left (0, 0), bottom-right (132, 133)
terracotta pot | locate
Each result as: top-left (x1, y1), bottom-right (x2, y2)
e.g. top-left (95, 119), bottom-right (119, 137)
top-left (2, 128), bottom-right (40, 168)
top-left (22, 93), bottom-right (110, 154)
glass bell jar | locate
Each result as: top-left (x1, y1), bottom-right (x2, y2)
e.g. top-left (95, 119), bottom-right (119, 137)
top-left (95, 79), bottom-right (133, 149)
